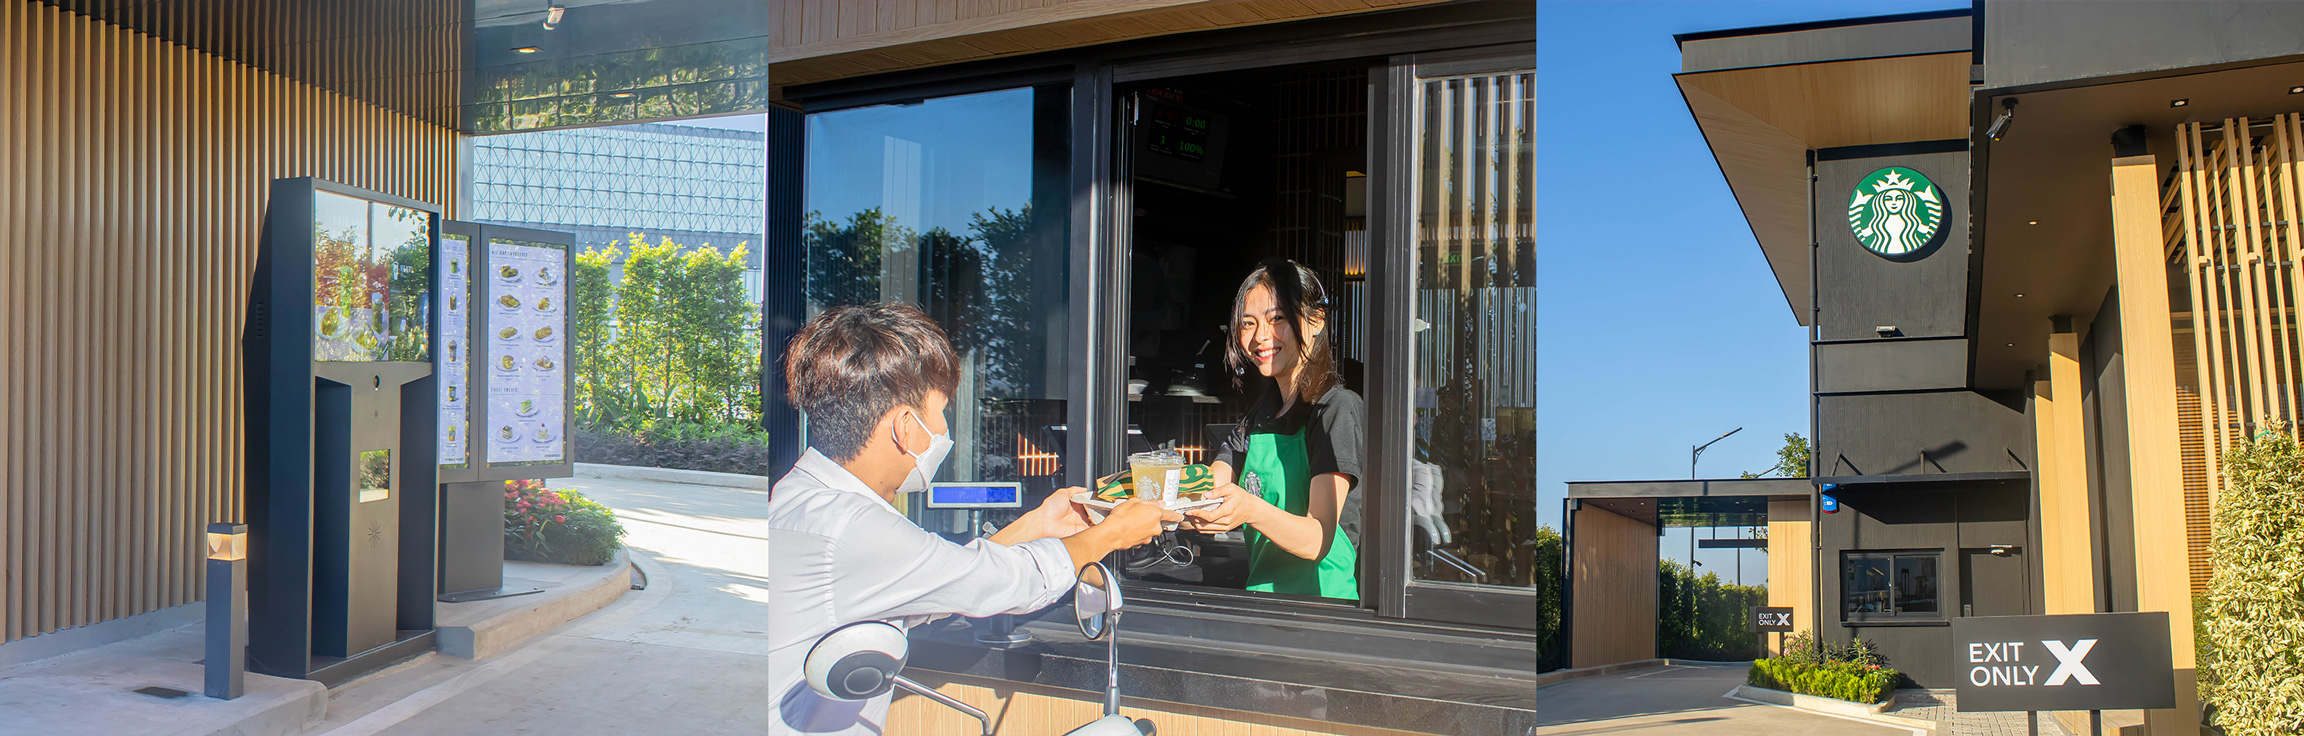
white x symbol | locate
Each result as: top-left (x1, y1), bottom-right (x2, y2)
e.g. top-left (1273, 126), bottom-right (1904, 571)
top-left (2042, 639), bottom-right (2099, 686)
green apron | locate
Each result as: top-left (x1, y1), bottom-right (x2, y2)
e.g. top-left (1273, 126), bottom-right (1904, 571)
top-left (1241, 429), bottom-right (1359, 600)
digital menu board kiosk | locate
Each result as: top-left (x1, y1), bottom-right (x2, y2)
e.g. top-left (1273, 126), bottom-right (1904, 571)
top-left (435, 222), bottom-right (576, 602)
top-left (243, 178), bottom-right (441, 685)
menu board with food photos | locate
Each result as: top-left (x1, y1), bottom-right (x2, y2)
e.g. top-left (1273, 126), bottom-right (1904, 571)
top-left (437, 233), bottom-right (472, 469)
top-left (483, 238), bottom-right (567, 466)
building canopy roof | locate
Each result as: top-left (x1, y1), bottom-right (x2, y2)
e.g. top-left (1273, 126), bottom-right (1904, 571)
top-left (1673, 10), bottom-right (1974, 325)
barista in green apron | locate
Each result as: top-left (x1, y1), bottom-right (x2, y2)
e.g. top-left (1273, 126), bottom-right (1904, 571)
top-left (1185, 260), bottom-right (1365, 601)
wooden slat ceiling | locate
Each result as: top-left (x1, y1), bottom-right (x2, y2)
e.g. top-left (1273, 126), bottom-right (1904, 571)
top-left (770, 0), bottom-right (1448, 92)
top-left (1675, 52), bottom-right (1973, 325)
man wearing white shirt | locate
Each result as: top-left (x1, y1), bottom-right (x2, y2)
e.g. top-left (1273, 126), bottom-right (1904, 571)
top-left (769, 303), bottom-right (1175, 735)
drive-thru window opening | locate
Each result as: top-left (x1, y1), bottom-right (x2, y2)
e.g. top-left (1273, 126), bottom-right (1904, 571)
top-left (770, 3), bottom-right (1534, 733)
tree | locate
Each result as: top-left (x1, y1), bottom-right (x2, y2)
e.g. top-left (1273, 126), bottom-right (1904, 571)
top-left (1742, 433), bottom-right (1810, 479)
top-left (571, 234), bottom-right (760, 433)
top-left (2199, 426), bottom-right (2304, 734)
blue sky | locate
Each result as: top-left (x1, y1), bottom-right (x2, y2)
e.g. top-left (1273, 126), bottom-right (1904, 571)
top-left (1537, 0), bottom-right (1964, 582)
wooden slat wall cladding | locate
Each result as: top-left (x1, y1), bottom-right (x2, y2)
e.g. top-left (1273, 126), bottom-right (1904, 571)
top-left (769, 0), bottom-right (1447, 89)
top-left (2165, 116), bottom-right (2304, 595)
top-left (0, 0), bottom-right (460, 644)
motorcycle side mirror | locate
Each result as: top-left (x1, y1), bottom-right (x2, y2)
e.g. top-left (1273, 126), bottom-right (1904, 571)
top-left (803, 620), bottom-right (909, 701)
top-left (1075, 561), bottom-right (1123, 641)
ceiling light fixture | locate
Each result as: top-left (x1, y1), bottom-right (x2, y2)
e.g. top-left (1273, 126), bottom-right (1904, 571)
top-left (2027, 221), bottom-right (2039, 225)
top-left (609, 92), bottom-right (635, 99)
top-left (542, 3), bottom-right (566, 30)
top-left (2171, 98), bottom-right (2190, 108)
top-left (513, 46), bottom-right (540, 54)
top-left (2290, 86), bottom-right (2304, 95)
top-left (2015, 293), bottom-right (2026, 298)
top-left (1987, 97), bottom-right (2018, 141)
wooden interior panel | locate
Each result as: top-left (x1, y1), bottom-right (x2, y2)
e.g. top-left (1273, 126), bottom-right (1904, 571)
top-left (887, 671), bottom-right (1435, 736)
top-left (1765, 498), bottom-right (1812, 652)
top-left (0, 0), bottom-right (460, 644)
top-left (1570, 503), bottom-right (1658, 669)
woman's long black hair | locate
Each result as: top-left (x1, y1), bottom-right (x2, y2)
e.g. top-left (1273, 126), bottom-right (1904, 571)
top-left (1223, 259), bottom-right (1340, 405)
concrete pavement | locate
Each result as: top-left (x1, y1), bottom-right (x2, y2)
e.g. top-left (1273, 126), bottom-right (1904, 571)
top-left (299, 475), bottom-right (771, 736)
top-left (1537, 662), bottom-right (1923, 736)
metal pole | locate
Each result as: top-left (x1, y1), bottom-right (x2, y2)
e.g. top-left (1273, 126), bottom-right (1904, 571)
top-left (2027, 711), bottom-right (2037, 736)
top-left (204, 523), bottom-right (247, 700)
top-left (2090, 710), bottom-right (2102, 736)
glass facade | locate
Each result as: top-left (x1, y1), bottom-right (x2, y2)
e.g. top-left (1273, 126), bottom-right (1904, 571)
top-left (469, 121), bottom-right (767, 300)
top-left (1411, 70), bottom-right (1537, 588)
top-left (801, 86), bottom-right (1073, 533)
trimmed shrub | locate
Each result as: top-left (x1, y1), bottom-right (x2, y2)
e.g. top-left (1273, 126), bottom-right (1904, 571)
top-left (504, 480), bottom-right (627, 566)
top-left (2199, 427), bottom-right (2304, 735)
top-left (1657, 559), bottom-right (1768, 660)
top-left (1747, 631), bottom-right (1898, 704)
top-left (574, 422), bottom-right (771, 476)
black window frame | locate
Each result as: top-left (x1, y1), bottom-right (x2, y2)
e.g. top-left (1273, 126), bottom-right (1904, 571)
top-left (1841, 549), bottom-right (1945, 622)
top-left (769, 1), bottom-right (1536, 639)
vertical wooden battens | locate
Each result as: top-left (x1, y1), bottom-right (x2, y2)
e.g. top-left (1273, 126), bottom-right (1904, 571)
top-left (0, 0), bottom-right (460, 645)
top-left (2112, 151), bottom-right (2203, 732)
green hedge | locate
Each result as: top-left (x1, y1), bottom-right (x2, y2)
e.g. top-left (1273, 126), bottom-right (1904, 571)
top-left (2199, 428), bottom-right (2304, 735)
top-left (1657, 559), bottom-right (1768, 660)
top-left (1747, 658), bottom-right (1898, 704)
top-left (504, 481), bottom-right (627, 566)
top-left (1746, 632), bottom-right (1899, 704)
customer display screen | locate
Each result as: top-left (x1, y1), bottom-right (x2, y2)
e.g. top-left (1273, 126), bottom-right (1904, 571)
top-left (312, 189), bottom-right (432, 362)
top-left (925, 484), bottom-right (1024, 508)
top-left (484, 238), bottom-right (568, 466)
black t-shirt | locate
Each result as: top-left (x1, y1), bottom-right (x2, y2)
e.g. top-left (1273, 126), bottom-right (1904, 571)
top-left (1212, 385), bottom-right (1366, 549)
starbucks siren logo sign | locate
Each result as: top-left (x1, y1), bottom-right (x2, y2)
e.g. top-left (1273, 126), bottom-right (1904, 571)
top-left (1847, 166), bottom-right (1946, 261)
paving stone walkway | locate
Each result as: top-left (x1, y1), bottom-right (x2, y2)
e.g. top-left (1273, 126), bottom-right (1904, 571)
top-left (1888, 690), bottom-right (2077, 736)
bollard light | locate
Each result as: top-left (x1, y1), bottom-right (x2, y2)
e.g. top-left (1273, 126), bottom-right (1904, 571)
top-left (206, 526), bottom-right (246, 561)
top-left (205, 523), bottom-right (247, 700)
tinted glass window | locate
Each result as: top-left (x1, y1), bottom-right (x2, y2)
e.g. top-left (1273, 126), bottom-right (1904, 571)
top-left (802, 86), bottom-right (1072, 532)
top-left (1844, 551), bottom-right (1940, 617)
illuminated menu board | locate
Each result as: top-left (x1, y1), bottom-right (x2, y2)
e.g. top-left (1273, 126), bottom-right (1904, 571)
top-left (311, 190), bottom-right (431, 362)
top-left (437, 233), bottom-right (472, 469)
top-left (484, 238), bottom-right (567, 466)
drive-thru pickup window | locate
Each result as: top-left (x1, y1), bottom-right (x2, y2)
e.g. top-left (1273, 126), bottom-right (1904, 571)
top-left (1843, 550), bottom-right (1941, 618)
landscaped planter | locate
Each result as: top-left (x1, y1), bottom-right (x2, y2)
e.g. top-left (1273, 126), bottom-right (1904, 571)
top-left (1730, 683), bottom-right (1891, 717)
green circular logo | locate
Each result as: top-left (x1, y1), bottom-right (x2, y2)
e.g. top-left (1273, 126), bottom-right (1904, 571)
top-left (1847, 166), bottom-right (1947, 261)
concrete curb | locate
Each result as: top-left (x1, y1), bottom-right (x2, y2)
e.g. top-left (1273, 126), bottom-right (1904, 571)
top-left (186, 677), bottom-right (329, 736)
top-left (435, 548), bottom-right (632, 660)
top-left (1730, 684), bottom-right (1937, 732)
top-left (1533, 658), bottom-right (1665, 687)
top-left (574, 462), bottom-right (768, 490)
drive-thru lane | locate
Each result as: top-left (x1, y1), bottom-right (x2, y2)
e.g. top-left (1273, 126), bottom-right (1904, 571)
top-left (1537, 662), bottom-right (1919, 736)
top-left (300, 475), bottom-right (771, 736)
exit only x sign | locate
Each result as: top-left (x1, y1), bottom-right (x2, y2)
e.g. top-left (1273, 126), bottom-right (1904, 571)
top-left (1949, 611), bottom-right (2175, 712)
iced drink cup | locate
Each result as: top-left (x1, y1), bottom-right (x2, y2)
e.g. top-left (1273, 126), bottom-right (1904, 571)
top-left (1127, 449), bottom-right (1189, 504)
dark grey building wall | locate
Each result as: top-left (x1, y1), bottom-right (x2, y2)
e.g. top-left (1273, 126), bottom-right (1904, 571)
top-left (1985, 1), bottom-right (2304, 89)
top-left (2084, 287), bottom-right (2138, 613)
top-left (1816, 390), bottom-right (2032, 477)
top-left (1814, 148), bottom-right (1971, 342)
top-left (1819, 479), bottom-right (2031, 687)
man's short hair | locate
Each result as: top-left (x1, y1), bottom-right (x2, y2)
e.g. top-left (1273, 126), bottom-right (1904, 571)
top-left (784, 302), bottom-right (961, 462)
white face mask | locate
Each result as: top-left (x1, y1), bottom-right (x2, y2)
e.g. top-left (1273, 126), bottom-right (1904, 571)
top-left (896, 408), bottom-right (953, 495)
